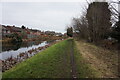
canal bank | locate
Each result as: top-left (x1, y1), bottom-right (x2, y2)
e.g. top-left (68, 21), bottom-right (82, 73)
top-left (2, 39), bottom-right (97, 78)
top-left (1, 41), bottom-right (49, 60)
top-left (2, 39), bottom-right (71, 78)
top-left (1, 39), bottom-right (62, 72)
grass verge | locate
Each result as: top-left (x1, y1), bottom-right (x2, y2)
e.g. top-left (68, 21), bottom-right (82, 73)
top-left (75, 40), bottom-right (118, 78)
top-left (2, 39), bottom-right (72, 78)
top-left (73, 40), bottom-right (99, 78)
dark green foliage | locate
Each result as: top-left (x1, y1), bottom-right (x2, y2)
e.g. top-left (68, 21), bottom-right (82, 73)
top-left (9, 33), bottom-right (22, 43)
top-left (67, 27), bottom-right (73, 37)
top-left (21, 25), bottom-right (26, 29)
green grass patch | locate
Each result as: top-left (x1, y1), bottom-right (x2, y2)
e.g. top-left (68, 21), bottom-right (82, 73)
top-left (3, 39), bottom-right (72, 78)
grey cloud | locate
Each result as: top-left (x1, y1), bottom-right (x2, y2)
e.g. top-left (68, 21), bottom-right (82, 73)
top-left (2, 2), bottom-right (85, 33)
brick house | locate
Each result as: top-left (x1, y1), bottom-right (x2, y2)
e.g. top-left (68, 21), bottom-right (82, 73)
top-left (2, 25), bottom-right (12, 37)
top-left (1, 25), bottom-right (23, 38)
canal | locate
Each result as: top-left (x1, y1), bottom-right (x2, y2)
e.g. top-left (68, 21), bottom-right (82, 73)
top-left (0, 40), bottom-right (54, 60)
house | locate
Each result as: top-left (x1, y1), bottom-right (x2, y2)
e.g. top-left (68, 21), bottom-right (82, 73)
top-left (1, 25), bottom-right (23, 38)
top-left (45, 31), bottom-right (55, 35)
top-left (55, 33), bottom-right (63, 37)
top-left (2, 25), bottom-right (12, 37)
top-left (6, 25), bottom-right (22, 34)
top-left (63, 33), bottom-right (67, 37)
top-left (22, 28), bottom-right (42, 39)
top-left (1, 24), bottom-right (58, 40)
top-left (27, 29), bottom-right (41, 39)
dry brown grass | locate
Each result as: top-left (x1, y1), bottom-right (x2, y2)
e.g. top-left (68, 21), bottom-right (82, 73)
top-left (75, 40), bottom-right (119, 78)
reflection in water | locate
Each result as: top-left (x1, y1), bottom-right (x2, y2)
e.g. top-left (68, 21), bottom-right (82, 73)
top-left (2, 41), bottom-right (42, 52)
top-left (2, 41), bottom-right (53, 72)
top-left (2, 42), bottom-right (22, 51)
top-left (0, 41), bottom-right (49, 60)
top-left (46, 40), bottom-right (56, 44)
top-left (1, 39), bottom-right (61, 72)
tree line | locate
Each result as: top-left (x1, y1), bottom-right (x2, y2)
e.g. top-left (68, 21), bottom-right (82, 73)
top-left (67, 0), bottom-right (120, 44)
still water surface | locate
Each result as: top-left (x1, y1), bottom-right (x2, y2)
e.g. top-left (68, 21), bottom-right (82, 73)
top-left (0, 41), bottom-right (53, 60)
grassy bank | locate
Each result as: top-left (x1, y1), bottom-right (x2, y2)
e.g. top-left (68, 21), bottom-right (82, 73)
top-left (75, 40), bottom-right (118, 78)
top-left (3, 39), bottom-right (98, 78)
top-left (73, 41), bottom-right (99, 78)
top-left (3, 39), bottom-right (72, 78)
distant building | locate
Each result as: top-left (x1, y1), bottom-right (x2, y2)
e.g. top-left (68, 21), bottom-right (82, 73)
top-left (22, 28), bottom-right (42, 39)
top-left (1, 25), bottom-right (42, 39)
top-left (1, 25), bottom-right (23, 38)
top-left (45, 31), bottom-right (55, 35)
top-left (2, 25), bottom-right (12, 37)
top-left (64, 33), bottom-right (67, 37)
top-left (1, 24), bottom-right (62, 40)
top-left (55, 33), bottom-right (63, 37)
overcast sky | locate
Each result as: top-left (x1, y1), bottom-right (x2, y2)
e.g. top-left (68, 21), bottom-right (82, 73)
top-left (1, 2), bottom-right (87, 33)
top-left (0, 0), bottom-right (118, 33)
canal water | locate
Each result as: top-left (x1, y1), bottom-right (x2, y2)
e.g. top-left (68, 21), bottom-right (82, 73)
top-left (0, 41), bottom-right (52, 60)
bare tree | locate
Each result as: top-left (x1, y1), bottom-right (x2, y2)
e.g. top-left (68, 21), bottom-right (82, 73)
top-left (109, 0), bottom-right (120, 25)
top-left (72, 0), bottom-right (113, 43)
top-left (109, 1), bottom-right (120, 42)
top-left (72, 15), bottom-right (88, 40)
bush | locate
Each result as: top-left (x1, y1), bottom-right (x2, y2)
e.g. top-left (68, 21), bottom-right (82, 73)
top-left (67, 27), bottom-right (73, 37)
top-left (9, 33), bottom-right (22, 43)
